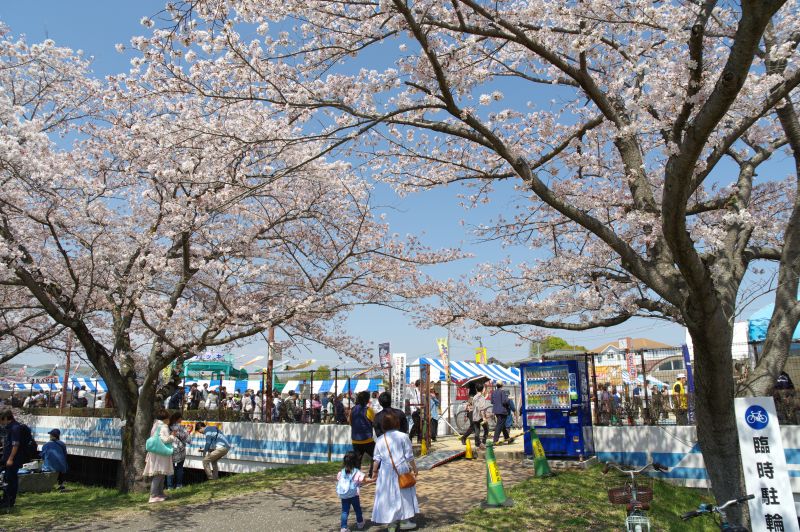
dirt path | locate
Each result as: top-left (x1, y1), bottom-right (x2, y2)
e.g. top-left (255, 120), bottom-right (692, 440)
top-left (52, 458), bottom-right (532, 532)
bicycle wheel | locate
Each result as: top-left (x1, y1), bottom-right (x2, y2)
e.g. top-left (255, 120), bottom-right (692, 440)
top-left (454, 407), bottom-right (471, 433)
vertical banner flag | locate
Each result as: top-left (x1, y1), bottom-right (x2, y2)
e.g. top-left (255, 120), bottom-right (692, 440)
top-left (391, 353), bottom-right (407, 410)
top-left (475, 347), bottom-right (487, 365)
top-left (378, 342), bottom-right (392, 388)
top-left (734, 396), bottom-right (799, 532)
top-left (625, 351), bottom-right (637, 383)
top-left (681, 344), bottom-right (696, 424)
top-left (437, 338), bottom-right (451, 382)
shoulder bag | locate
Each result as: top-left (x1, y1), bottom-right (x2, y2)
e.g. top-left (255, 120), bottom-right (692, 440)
top-left (145, 422), bottom-right (174, 456)
top-left (384, 434), bottom-right (416, 489)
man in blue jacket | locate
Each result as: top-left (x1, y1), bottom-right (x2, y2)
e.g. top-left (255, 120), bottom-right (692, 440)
top-left (490, 383), bottom-right (512, 444)
top-left (194, 422), bottom-right (231, 480)
top-left (41, 429), bottom-right (68, 491)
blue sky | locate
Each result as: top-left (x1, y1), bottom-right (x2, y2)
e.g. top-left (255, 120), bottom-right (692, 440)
top-left (2, 1), bottom-right (775, 370)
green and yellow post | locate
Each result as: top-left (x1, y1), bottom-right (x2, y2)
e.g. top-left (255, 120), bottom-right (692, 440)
top-left (529, 427), bottom-right (553, 478)
top-left (483, 441), bottom-right (514, 507)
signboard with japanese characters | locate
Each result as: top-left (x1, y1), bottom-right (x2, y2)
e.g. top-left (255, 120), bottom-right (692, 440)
top-left (734, 397), bottom-right (799, 532)
top-left (27, 376), bottom-right (58, 384)
top-left (391, 353), bottom-right (406, 411)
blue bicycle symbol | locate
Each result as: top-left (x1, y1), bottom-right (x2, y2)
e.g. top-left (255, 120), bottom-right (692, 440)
top-left (745, 405), bottom-right (769, 430)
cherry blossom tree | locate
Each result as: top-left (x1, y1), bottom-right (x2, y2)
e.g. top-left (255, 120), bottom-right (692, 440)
top-left (133, 0), bottom-right (800, 516)
top-left (0, 27), bottom-right (444, 491)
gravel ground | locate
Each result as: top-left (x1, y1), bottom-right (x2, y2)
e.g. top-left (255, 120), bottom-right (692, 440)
top-left (49, 456), bottom-right (531, 532)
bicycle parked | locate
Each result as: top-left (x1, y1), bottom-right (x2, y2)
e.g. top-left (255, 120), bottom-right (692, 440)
top-left (603, 461), bottom-right (668, 532)
top-left (681, 495), bottom-right (754, 531)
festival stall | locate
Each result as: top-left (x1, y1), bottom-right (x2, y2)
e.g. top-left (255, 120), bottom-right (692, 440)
top-left (406, 357), bottom-right (522, 437)
top-left (406, 357), bottom-right (520, 384)
top-left (0, 377), bottom-right (108, 393)
top-left (182, 378), bottom-right (382, 394)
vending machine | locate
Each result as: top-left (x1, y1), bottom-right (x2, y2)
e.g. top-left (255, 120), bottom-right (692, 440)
top-left (520, 359), bottom-right (593, 459)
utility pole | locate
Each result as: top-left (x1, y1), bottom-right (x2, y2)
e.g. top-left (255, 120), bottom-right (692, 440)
top-left (265, 325), bottom-right (275, 422)
top-left (60, 332), bottom-right (72, 411)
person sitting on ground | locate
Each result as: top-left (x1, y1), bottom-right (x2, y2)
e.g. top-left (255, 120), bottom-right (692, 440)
top-left (195, 422), bottom-right (231, 480)
top-left (41, 428), bottom-right (68, 492)
top-left (373, 391), bottom-right (409, 438)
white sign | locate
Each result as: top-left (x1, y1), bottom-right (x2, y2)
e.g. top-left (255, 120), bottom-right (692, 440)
top-left (735, 397), bottom-right (799, 532)
top-left (27, 376), bottom-right (59, 384)
top-left (188, 353), bottom-right (226, 362)
top-left (391, 353), bottom-right (406, 410)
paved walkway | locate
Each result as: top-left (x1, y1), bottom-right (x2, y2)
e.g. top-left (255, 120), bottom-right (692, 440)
top-left (52, 456), bottom-right (533, 532)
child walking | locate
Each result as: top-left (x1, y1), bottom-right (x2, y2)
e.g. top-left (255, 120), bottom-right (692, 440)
top-left (336, 451), bottom-right (373, 532)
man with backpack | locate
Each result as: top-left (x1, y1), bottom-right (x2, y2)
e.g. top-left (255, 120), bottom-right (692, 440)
top-left (0, 410), bottom-right (36, 509)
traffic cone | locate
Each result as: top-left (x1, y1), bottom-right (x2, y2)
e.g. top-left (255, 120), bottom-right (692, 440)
top-left (483, 441), bottom-right (513, 507)
top-left (465, 437), bottom-right (474, 459)
top-left (421, 438), bottom-right (428, 456)
top-left (529, 427), bottom-right (553, 478)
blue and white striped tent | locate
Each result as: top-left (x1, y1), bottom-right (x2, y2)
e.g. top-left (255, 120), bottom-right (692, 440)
top-left (183, 378), bottom-right (383, 395)
top-left (0, 377), bottom-right (108, 393)
top-left (407, 358), bottom-right (521, 384)
top-left (281, 379), bottom-right (383, 395)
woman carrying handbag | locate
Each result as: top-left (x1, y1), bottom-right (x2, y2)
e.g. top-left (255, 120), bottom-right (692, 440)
top-left (143, 409), bottom-right (176, 503)
top-left (370, 412), bottom-right (419, 531)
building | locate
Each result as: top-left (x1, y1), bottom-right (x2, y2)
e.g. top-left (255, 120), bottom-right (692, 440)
top-left (591, 338), bottom-right (676, 366)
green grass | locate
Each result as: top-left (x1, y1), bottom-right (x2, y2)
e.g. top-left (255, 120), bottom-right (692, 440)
top-left (0, 462), bottom-right (340, 530)
top-left (454, 465), bottom-right (718, 531)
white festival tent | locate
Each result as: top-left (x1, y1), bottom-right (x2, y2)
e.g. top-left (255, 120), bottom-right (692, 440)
top-left (0, 377), bottom-right (107, 393)
top-left (182, 378), bottom-right (382, 395)
top-left (406, 357), bottom-right (521, 385)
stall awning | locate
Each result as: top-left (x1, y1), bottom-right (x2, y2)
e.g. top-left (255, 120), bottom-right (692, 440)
top-left (407, 358), bottom-right (521, 384)
top-left (0, 377), bottom-right (108, 393)
top-left (281, 379), bottom-right (383, 395)
top-left (182, 378), bottom-right (383, 395)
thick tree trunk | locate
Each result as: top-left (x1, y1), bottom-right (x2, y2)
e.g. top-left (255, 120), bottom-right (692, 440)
top-left (688, 316), bottom-right (747, 524)
top-left (118, 414), bottom-right (139, 492)
top-left (116, 379), bottom-right (157, 492)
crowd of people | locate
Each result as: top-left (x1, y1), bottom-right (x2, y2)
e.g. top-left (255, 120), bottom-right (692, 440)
top-left (594, 374), bottom-right (691, 426)
top-left (164, 383), bottom-right (390, 425)
top-left (2, 385), bottom-right (115, 410)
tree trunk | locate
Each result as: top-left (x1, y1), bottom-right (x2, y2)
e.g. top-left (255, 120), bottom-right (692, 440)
top-left (116, 380), bottom-right (157, 492)
top-left (118, 414), bottom-right (139, 492)
top-left (688, 317), bottom-right (747, 524)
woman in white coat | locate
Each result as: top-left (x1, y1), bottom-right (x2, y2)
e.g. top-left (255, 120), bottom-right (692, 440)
top-left (143, 409), bottom-right (176, 503)
top-left (371, 411), bottom-right (419, 531)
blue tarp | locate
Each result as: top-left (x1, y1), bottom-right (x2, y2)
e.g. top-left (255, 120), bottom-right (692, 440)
top-left (748, 299), bottom-right (800, 342)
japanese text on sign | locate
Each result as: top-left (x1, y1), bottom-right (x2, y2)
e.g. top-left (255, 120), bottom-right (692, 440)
top-left (734, 397), bottom-right (799, 532)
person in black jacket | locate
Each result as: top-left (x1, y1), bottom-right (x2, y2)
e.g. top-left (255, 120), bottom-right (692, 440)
top-left (373, 392), bottom-right (408, 437)
top-left (490, 383), bottom-right (512, 443)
